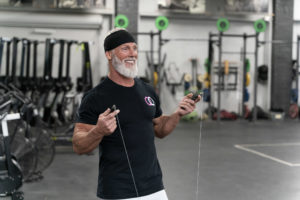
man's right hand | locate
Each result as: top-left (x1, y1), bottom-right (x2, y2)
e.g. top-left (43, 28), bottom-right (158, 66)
top-left (94, 108), bottom-right (120, 136)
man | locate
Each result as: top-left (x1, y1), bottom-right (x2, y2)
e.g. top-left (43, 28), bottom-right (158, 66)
top-left (73, 28), bottom-right (201, 200)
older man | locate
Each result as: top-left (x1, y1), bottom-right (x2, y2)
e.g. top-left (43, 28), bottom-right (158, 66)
top-left (73, 28), bottom-right (200, 200)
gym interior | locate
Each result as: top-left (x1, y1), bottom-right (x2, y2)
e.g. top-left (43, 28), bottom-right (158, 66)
top-left (1, 0), bottom-right (300, 199)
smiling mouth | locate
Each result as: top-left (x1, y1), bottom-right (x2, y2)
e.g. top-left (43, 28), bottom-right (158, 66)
top-left (124, 60), bottom-right (136, 66)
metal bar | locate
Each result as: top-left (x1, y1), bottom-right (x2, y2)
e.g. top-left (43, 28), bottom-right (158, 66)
top-left (0, 38), bottom-right (3, 73)
top-left (2, 113), bottom-right (21, 137)
top-left (58, 40), bottom-right (65, 80)
top-left (222, 51), bottom-right (255, 55)
top-left (242, 34), bottom-right (247, 117)
top-left (164, 38), bottom-right (208, 42)
top-left (208, 32), bottom-right (213, 120)
top-left (131, 32), bottom-right (160, 36)
top-left (260, 40), bottom-right (297, 44)
top-left (3, 113), bottom-right (21, 121)
top-left (25, 40), bottom-right (31, 79)
top-left (245, 34), bottom-right (257, 38)
top-left (11, 37), bottom-right (19, 83)
top-left (253, 33), bottom-right (259, 121)
top-left (217, 32), bottom-right (222, 121)
top-left (19, 39), bottom-right (27, 78)
top-left (211, 33), bottom-right (260, 39)
top-left (297, 36), bottom-right (300, 106)
top-left (33, 41), bottom-right (38, 80)
top-left (150, 32), bottom-right (154, 86)
top-left (158, 31), bottom-right (162, 97)
top-left (5, 40), bottom-right (11, 79)
top-left (211, 33), bottom-right (247, 38)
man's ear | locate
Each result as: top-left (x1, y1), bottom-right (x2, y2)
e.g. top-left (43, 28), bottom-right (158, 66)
top-left (105, 51), bottom-right (112, 60)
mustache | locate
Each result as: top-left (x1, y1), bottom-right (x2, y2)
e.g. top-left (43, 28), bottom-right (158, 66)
top-left (123, 58), bottom-right (137, 62)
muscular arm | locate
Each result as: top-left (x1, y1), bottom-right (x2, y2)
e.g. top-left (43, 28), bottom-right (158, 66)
top-left (153, 113), bottom-right (181, 138)
top-left (153, 93), bottom-right (201, 139)
top-left (72, 123), bottom-right (105, 155)
top-left (72, 108), bottom-right (120, 155)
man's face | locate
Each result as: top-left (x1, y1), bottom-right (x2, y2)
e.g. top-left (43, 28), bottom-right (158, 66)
top-left (111, 42), bottom-right (138, 78)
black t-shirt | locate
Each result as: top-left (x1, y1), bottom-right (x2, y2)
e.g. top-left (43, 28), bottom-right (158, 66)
top-left (76, 77), bottom-right (164, 199)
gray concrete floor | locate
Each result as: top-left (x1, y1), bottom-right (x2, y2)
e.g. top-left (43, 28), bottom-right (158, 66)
top-left (22, 120), bottom-right (300, 200)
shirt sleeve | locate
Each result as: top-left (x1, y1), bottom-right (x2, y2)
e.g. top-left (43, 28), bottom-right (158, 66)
top-left (75, 92), bottom-right (98, 125)
top-left (153, 91), bottom-right (162, 118)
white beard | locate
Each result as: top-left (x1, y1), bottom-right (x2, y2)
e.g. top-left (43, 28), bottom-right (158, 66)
top-left (112, 54), bottom-right (138, 79)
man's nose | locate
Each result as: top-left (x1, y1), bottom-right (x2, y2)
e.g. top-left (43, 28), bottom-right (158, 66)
top-left (129, 48), bottom-right (137, 57)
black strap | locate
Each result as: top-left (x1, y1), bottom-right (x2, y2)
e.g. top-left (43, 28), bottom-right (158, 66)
top-left (5, 40), bottom-right (11, 84)
top-left (19, 39), bottom-right (27, 78)
top-left (48, 40), bottom-right (55, 80)
top-left (57, 40), bottom-right (65, 81)
top-left (44, 38), bottom-right (55, 80)
top-left (82, 42), bottom-right (93, 91)
top-left (0, 132), bottom-right (4, 157)
top-left (4, 135), bottom-right (14, 176)
top-left (11, 37), bottom-right (19, 85)
top-left (33, 41), bottom-right (38, 82)
top-left (26, 40), bottom-right (31, 80)
top-left (66, 40), bottom-right (76, 78)
top-left (43, 39), bottom-right (50, 79)
top-left (0, 38), bottom-right (4, 73)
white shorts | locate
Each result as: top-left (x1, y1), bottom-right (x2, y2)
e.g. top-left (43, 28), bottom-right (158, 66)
top-left (100, 190), bottom-right (168, 200)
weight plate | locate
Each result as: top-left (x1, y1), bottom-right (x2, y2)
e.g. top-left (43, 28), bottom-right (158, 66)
top-left (184, 73), bottom-right (192, 82)
top-left (115, 14), bottom-right (129, 28)
top-left (197, 74), bottom-right (204, 82)
top-left (217, 18), bottom-right (230, 32)
top-left (155, 16), bottom-right (169, 31)
top-left (153, 72), bottom-right (158, 86)
top-left (254, 19), bottom-right (266, 33)
top-left (246, 59), bottom-right (250, 72)
top-left (246, 73), bottom-right (251, 87)
top-left (289, 103), bottom-right (299, 119)
top-left (205, 58), bottom-right (211, 73)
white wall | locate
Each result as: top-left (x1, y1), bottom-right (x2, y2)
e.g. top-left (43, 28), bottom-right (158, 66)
top-left (294, 0), bottom-right (300, 21)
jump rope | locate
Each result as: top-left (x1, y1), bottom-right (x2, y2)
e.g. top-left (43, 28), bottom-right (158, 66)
top-left (111, 92), bottom-right (204, 199)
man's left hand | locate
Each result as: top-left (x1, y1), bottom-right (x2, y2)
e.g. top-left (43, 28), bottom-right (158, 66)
top-left (176, 93), bottom-right (201, 117)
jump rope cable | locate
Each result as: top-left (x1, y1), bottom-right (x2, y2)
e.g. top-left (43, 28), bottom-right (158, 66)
top-left (196, 97), bottom-right (204, 200)
top-left (114, 106), bottom-right (140, 198)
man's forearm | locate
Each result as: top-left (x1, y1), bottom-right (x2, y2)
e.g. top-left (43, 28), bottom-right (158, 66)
top-left (73, 127), bottom-right (104, 154)
top-left (154, 112), bottom-right (181, 138)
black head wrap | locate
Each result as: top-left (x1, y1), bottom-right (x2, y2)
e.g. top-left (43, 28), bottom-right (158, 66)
top-left (104, 29), bottom-right (136, 52)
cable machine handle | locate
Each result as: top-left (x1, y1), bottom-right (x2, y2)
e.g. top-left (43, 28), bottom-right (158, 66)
top-left (5, 40), bottom-right (11, 83)
top-left (57, 40), bottom-right (65, 81)
top-left (11, 37), bottom-right (19, 84)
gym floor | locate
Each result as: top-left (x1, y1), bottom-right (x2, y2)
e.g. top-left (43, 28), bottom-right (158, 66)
top-left (22, 120), bottom-right (300, 200)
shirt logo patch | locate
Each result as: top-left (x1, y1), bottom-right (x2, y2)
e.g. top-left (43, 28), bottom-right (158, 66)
top-left (144, 96), bottom-right (155, 106)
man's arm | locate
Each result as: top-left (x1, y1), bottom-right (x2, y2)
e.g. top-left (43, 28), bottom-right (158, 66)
top-left (72, 108), bottom-right (120, 154)
top-left (153, 93), bottom-right (201, 138)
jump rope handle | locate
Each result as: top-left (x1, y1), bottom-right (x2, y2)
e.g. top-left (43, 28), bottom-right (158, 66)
top-left (191, 92), bottom-right (199, 101)
top-left (111, 105), bottom-right (117, 112)
top-left (180, 92), bottom-right (202, 110)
